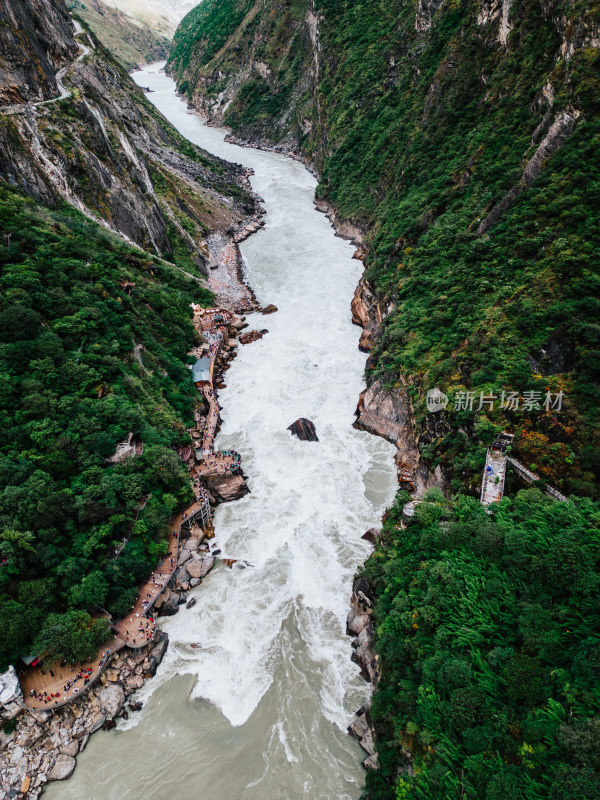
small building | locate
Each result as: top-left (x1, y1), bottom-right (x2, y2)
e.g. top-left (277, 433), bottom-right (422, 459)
top-left (491, 431), bottom-right (514, 453)
top-left (192, 357), bottom-right (212, 385)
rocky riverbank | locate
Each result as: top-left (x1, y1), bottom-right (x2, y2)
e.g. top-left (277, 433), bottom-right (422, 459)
top-left (346, 570), bottom-right (380, 772)
top-left (0, 287), bottom-right (259, 799)
top-left (0, 632), bottom-right (168, 798)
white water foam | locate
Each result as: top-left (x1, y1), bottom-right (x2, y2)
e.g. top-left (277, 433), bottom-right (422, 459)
top-left (46, 63), bottom-right (397, 800)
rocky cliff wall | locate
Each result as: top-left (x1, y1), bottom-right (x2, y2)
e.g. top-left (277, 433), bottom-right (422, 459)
top-left (0, 1), bottom-right (258, 272)
top-left (0, 0), bottom-right (79, 104)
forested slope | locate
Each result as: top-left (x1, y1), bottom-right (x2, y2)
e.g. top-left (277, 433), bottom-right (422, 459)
top-left (0, 0), bottom-right (256, 669)
top-left (168, 2), bottom-right (600, 798)
top-left (168, 0), bottom-right (317, 146)
top-left (361, 488), bottom-right (600, 799)
top-left (0, 190), bottom-right (209, 669)
top-left (169, 0), bottom-right (600, 499)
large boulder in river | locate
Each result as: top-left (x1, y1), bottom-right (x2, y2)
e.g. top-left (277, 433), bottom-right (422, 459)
top-left (287, 418), bottom-right (318, 442)
top-left (239, 329), bottom-right (268, 345)
top-left (206, 474), bottom-right (250, 503)
top-left (262, 304), bottom-right (278, 314)
top-left (185, 554), bottom-right (215, 579)
top-left (48, 755), bottom-right (76, 781)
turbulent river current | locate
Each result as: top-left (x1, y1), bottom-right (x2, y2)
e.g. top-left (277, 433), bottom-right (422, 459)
top-left (47, 64), bottom-right (397, 800)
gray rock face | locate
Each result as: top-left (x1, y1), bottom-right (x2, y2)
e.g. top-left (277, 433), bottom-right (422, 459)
top-left (151, 632), bottom-right (169, 662)
top-left (87, 713), bottom-right (106, 734)
top-left (160, 596), bottom-right (181, 616)
top-left (354, 380), bottom-right (412, 446)
top-left (186, 554), bottom-right (215, 579)
top-left (205, 474), bottom-right (250, 503)
top-left (351, 278), bottom-right (385, 352)
top-left (174, 566), bottom-right (191, 585)
top-left (59, 741), bottom-right (80, 757)
top-left (0, 0), bottom-right (257, 279)
top-left (354, 379), bottom-right (447, 497)
top-left (347, 581), bottom-right (380, 686)
top-left (0, 665), bottom-right (22, 705)
top-left (0, 0), bottom-right (78, 104)
top-left (476, 106), bottom-right (580, 237)
top-left (48, 754), bottom-right (76, 781)
top-left (349, 712), bottom-right (379, 770)
top-left (97, 684), bottom-right (125, 719)
top-left (346, 608), bottom-right (370, 637)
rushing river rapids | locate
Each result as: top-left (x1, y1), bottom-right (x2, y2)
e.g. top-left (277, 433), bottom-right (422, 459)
top-left (46, 64), bottom-right (397, 800)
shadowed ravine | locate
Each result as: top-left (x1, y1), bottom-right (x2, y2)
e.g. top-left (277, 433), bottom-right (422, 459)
top-left (46, 63), bottom-right (397, 800)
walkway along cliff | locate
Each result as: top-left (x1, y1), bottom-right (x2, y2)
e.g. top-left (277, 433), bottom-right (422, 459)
top-left (0, 301), bottom-right (254, 796)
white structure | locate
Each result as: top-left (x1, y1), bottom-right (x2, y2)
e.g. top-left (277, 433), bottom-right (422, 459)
top-left (480, 447), bottom-right (508, 505)
top-left (0, 666), bottom-right (23, 719)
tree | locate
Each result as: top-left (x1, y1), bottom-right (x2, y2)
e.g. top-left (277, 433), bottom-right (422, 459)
top-left (34, 611), bottom-right (110, 667)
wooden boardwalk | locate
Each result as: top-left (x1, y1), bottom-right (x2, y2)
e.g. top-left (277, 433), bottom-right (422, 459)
top-left (192, 307), bottom-right (242, 477)
top-left (21, 502), bottom-right (194, 709)
top-left (20, 307), bottom-right (241, 710)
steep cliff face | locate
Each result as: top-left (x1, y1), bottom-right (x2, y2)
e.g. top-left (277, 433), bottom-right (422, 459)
top-left (168, 0), bottom-right (316, 149)
top-left (0, 0), bottom-right (79, 104)
top-left (0, 0), bottom-right (257, 274)
top-left (170, 0), bottom-right (600, 498)
top-left (67, 0), bottom-right (170, 70)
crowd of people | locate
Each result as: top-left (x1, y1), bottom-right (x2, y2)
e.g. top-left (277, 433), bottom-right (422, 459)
top-left (123, 616), bottom-right (156, 646)
top-left (28, 650), bottom-right (113, 706)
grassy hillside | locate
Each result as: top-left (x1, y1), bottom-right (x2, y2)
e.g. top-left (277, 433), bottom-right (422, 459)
top-left (0, 187), bottom-right (211, 669)
top-left (68, 0), bottom-right (170, 70)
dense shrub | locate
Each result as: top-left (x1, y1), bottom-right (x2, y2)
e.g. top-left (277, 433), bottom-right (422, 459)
top-left (361, 489), bottom-right (600, 799)
top-left (0, 187), bottom-right (213, 668)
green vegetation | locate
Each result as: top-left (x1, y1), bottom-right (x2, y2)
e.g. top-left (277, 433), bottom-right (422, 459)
top-left (168, 0), bottom-right (600, 793)
top-left (169, 0), bottom-right (255, 76)
top-left (67, 0), bottom-right (169, 70)
top-left (168, 0), bottom-right (313, 143)
top-left (34, 611), bottom-right (110, 668)
top-left (361, 489), bottom-right (600, 800)
top-left (311, 0), bottom-right (600, 498)
top-left (170, 0), bottom-right (600, 497)
top-left (0, 186), bottom-right (212, 669)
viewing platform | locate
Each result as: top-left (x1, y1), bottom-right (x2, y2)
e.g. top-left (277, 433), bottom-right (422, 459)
top-left (479, 432), bottom-right (568, 506)
top-left (18, 306), bottom-right (238, 711)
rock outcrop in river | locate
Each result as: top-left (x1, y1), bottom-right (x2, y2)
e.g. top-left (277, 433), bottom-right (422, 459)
top-left (287, 418), bottom-right (319, 442)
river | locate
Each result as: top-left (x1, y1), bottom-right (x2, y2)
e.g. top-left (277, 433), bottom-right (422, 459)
top-left (46, 64), bottom-right (397, 800)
